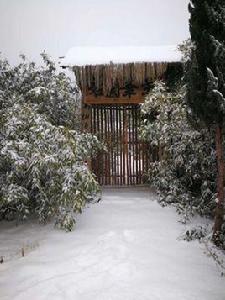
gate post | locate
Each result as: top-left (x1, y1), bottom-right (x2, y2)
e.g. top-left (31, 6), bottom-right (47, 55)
top-left (81, 101), bottom-right (92, 170)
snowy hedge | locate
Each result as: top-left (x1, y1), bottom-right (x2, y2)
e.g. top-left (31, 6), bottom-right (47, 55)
top-left (0, 54), bottom-right (102, 230)
top-left (140, 82), bottom-right (218, 221)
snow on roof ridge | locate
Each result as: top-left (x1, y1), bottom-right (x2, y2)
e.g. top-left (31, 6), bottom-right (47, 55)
top-left (61, 45), bottom-right (182, 67)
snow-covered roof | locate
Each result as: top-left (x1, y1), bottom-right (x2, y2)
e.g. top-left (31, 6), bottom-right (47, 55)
top-left (61, 45), bottom-right (181, 67)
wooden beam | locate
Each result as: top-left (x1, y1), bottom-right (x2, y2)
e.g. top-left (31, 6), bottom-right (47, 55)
top-left (84, 95), bottom-right (145, 104)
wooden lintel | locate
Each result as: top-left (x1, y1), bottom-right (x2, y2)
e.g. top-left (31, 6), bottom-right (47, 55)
top-left (84, 95), bottom-right (145, 105)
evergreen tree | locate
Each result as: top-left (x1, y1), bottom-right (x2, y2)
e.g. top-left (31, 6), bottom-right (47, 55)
top-left (187, 0), bottom-right (225, 242)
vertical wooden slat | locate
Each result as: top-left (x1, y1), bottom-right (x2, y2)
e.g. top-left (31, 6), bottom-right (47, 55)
top-left (139, 107), bottom-right (143, 184)
top-left (128, 106), bottom-right (130, 185)
top-left (119, 106), bottom-right (123, 185)
top-left (137, 106), bottom-right (140, 184)
top-left (93, 106), bottom-right (96, 182)
top-left (132, 105), bottom-right (136, 185)
top-left (131, 107), bottom-right (136, 185)
top-left (126, 107), bottom-right (129, 185)
top-left (128, 106), bottom-right (132, 185)
top-left (100, 106), bottom-right (103, 185)
top-left (107, 107), bottom-right (111, 184)
top-left (134, 106), bottom-right (138, 184)
top-left (121, 106), bottom-right (124, 185)
top-left (109, 107), bottom-right (113, 184)
top-left (95, 106), bottom-right (99, 185)
top-left (115, 105), bottom-right (119, 185)
top-left (104, 106), bottom-right (108, 185)
top-left (125, 107), bottom-right (129, 185)
top-left (122, 107), bottom-right (126, 185)
top-left (133, 106), bottom-right (136, 184)
top-left (137, 108), bottom-right (144, 184)
top-left (111, 107), bottom-right (113, 185)
top-left (113, 107), bottom-right (117, 185)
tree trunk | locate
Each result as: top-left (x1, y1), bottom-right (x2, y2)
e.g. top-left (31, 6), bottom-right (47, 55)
top-left (213, 125), bottom-right (225, 242)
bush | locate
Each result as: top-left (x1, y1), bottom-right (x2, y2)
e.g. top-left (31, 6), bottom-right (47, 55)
top-left (0, 54), bottom-right (102, 230)
top-left (140, 82), bottom-right (217, 220)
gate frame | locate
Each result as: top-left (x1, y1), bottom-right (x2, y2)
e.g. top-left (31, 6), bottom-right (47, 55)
top-left (70, 61), bottom-right (182, 185)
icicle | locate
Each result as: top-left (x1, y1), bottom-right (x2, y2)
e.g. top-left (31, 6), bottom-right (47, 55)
top-left (82, 66), bottom-right (87, 95)
top-left (99, 66), bottom-right (103, 94)
top-left (155, 63), bottom-right (161, 78)
top-left (74, 67), bottom-right (80, 88)
top-left (125, 64), bottom-right (130, 84)
top-left (146, 63), bottom-right (150, 81)
top-left (102, 66), bottom-right (106, 96)
top-left (117, 64), bottom-right (123, 90)
top-left (87, 65), bottom-right (91, 88)
top-left (151, 63), bottom-right (155, 81)
top-left (133, 63), bottom-right (137, 85)
top-left (162, 62), bottom-right (168, 75)
top-left (105, 65), bottom-right (110, 95)
top-left (74, 61), bottom-right (174, 97)
top-left (95, 66), bottom-right (99, 90)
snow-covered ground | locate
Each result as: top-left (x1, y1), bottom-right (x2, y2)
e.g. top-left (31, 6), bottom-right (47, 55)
top-left (0, 187), bottom-right (224, 300)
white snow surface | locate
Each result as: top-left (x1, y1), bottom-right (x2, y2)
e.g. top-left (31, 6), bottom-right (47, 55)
top-left (0, 187), bottom-right (224, 300)
top-left (61, 45), bottom-right (181, 67)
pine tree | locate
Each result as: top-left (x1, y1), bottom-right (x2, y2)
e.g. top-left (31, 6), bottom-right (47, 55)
top-left (187, 0), bottom-right (225, 242)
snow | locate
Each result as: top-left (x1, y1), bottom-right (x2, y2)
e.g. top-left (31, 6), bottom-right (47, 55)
top-left (60, 45), bottom-right (182, 67)
top-left (0, 187), bottom-right (224, 300)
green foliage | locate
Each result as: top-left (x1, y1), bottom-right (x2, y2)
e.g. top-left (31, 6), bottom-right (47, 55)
top-left (0, 54), bottom-right (102, 230)
top-left (187, 0), bottom-right (225, 243)
top-left (164, 63), bottom-right (183, 91)
top-left (183, 226), bottom-right (209, 242)
top-left (187, 0), bottom-right (225, 126)
top-left (140, 82), bottom-right (217, 219)
top-left (0, 53), bottom-right (80, 128)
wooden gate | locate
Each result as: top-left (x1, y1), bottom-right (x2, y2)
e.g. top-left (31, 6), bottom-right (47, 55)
top-left (91, 104), bottom-right (152, 185)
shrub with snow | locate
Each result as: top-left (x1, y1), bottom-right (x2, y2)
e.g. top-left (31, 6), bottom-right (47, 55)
top-left (140, 82), bottom-right (217, 220)
top-left (0, 54), bottom-right (102, 230)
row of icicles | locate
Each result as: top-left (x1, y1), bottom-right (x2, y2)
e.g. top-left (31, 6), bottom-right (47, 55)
top-left (73, 62), bottom-right (168, 97)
